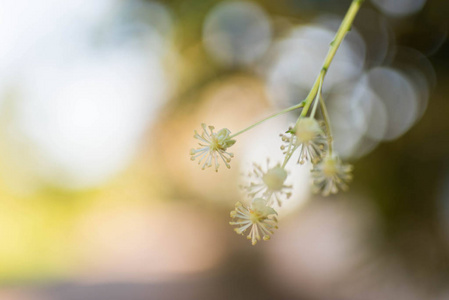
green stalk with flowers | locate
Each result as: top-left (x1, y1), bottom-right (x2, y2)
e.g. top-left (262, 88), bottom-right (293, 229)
top-left (190, 0), bottom-right (364, 245)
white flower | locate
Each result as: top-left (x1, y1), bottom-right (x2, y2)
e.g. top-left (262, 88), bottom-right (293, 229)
top-left (244, 159), bottom-right (292, 207)
top-left (311, 154), bottom-right (353, 196)
top-left (229, 198), bottom-right (278, 245)
top-left (190, 123), bottom-right (236, 172)
top-left (281, 118), bottom-right (327, 165)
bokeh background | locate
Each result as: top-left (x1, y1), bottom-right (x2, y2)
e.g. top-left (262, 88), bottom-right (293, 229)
top-left (0, 0), bottom-right (448, 299)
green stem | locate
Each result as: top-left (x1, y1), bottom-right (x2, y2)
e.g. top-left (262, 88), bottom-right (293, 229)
top-left (310, 77), bottom-right (323, 118)
top-left (299, 0), bottom-right (364, 119)
top-left (281, 142), bottom-right (297, 169)
top-left (319, 94), bottom-right (333, 154)
top-left (299, 71), bottom-right (325, 119)
top-left (230, 101), bottom-right (305, 139)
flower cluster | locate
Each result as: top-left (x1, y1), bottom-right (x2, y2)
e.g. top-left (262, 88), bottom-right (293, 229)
top-left (281, 118), bottom-right (327, 165)
top-left (190, 109), bottom-right (353, 246)
top-left (229, 198), bottom-right (278, 245)
top-left (243, 159), bottom-right (292, 207)
top-left (190, 123), bottom-right (236, 172)
top-left (190, 109), bottom-right (353, 247)
top-left (311, 154), bottom-right (353, 196)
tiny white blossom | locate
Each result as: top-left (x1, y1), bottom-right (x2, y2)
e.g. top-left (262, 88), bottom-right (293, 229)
top-left (311, 154), bottom-right (353, 196)
top-left (229, 198), bottom-right (278, 245)
top-left (281, 118), bottom-right (327, 165)
top-left (190, 123), bottom-right (236, 172)
top-left (244, 159), bottom-right (292, 207)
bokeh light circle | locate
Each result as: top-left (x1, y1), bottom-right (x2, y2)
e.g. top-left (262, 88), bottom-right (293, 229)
top-left (203, 1), bottom-right (272, 66)
top-left (371, 0), bottom-right (427, 17)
